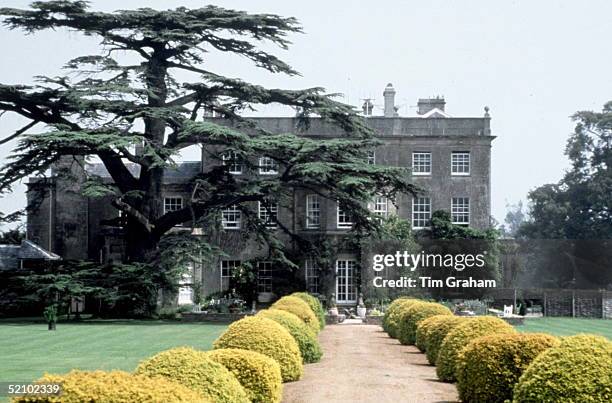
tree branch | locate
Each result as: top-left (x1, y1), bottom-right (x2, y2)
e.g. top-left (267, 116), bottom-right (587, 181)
top-left (0, 120), bottom-right (39, 145)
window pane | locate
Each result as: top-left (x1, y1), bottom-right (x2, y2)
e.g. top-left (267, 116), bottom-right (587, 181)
top-left (222, 151), bottom-right (243, 174)
top-left (258, 199), bottom-right (278, 228)
top-left (451, 197), bottom-right (470, 224)
top-left (412, 197), bottom-right (431, 228)
top-left (451, 152), bottom-right (470, 175)
top-left (412, 152), bottom-right (431, 175)
top-left (257, 261), bottom-right (273, 293)
top-left (306, 194), bottom-right (320, 228)
top-left (259, 156), bottom-right (278, 175)
top-left (222, 205), bottom-right (241, 229)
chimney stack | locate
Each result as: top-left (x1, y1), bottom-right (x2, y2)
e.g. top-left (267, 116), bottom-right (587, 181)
top-left (417, 97), bottom-right (446, 115)
top-left (383, 83), bottom-right (397, 117)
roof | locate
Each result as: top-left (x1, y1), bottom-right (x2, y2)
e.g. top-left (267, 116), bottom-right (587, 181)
top-left (0, 240), bottom-right (60, 269)
top-left (86, 161), bottom-right (202, 184)
top-left (418, 108), bottom-right (452, 118)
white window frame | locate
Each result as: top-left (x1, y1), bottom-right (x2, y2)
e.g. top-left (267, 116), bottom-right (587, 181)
top-left (367, 150), bottom-right (376, 165)
top-left (305, 258), bottom-right (320, 294)
top-left (163, 196), bottom-right (183, 215)
top-left (337, 203), bottom-right (353, 229)
top-left (257, 261), bottom-right (273, 293)
top-left (306, 194), bottom-right (321, 229)
top-left (451, 151), bottom-right (470, 176)
top-left (258, 199), bottom-right (278, 228)
top-left (178, 262), bottom-right (194, 305)
top-left (258, 156), bottom-right (278, 175)
top-left (221, 205), bottom-right (241, 229)
top-left (451, 197), bottom-right (470, 225)
top-left (220, 259), bottom-right (241, 291)
top-left (412, 197), bottom-right (431, 229)
top-left (222, 151), bottom-right (243, 175)
top-left (336, 259), bottom-right (357, 304)
top-left (412, 152), bottom-right (432, 176)
top-left (372, 196), bottom-right (389, 218)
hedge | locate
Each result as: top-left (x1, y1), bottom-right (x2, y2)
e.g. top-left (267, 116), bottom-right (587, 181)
top-left (436, 316), bottom-right (516, 382)
top-left (513, 334), bottom-right (612, 403)
top-left (291, 292), bottom-right (325, 330)
top-left (258, 308), bottom-right (322, 363)
top-left (456, 333), bottom-right (560, 403)
top-left (213, 316), bottom-right (303, 382)
top-left (206, 348), bottom-right (283, 403)
top-left (397, 302), bottom-right (453, 345)
top-left (415, 315), bottom-right (452, 352)
top-left (425, 316), bottom-right (466, 365)
top-left (272, 296), bottom-right (320, 334)
top-left (382, 298), bottom-right (420, 338)
top-left (135, 346), bottom-right (248, 403)
top-left (12, 370), bottom-right (207, 403)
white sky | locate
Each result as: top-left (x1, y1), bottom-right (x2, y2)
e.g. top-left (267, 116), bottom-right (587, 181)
top-left (1, 0), bottom-right (611, 230)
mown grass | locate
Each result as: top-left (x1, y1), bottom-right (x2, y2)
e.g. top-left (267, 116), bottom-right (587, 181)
top-left (0, 319), bottom-right (227, 383)
top-left (516, 317), bottom-right (612, 339)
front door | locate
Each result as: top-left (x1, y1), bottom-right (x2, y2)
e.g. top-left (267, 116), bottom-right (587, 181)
top-left (336, 259), bottom-right (357, 304)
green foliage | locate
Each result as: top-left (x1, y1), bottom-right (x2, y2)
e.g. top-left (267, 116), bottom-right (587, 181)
top-left (456, 333), bottom-right (560, 403)
top-left (396, 302), bottom-right (453, 345)
top-left (258, 308), bottom-right (322, 363)
top-left (135, 346), bottom-right (248, 403)
top-left (436, 316), bottom-right (517, 382)
top-left (424, 316), bottom-right (466, 365)
top-left (0, 1), bottom-right (417, 272)
top-left (206, 348), bottom-right (283, 403)
top-left (291, 292), bottom-right (325, 330)
top-left (0, 227), bottom-right (25, 244)
top-left (42, 304), bottom-right (58, 323)
top-left (512, 334), bottom-right (612, 403)
top-left (382, 298), bottom-right (420, 338)
top-left (213, 316), bottom-right (303, 382)
top-left (415, 314), bottom-right (453, 352)
top-left (271, 296), bottom-right (320, 334)
top-left (12, 370), bottom-right (208, 403)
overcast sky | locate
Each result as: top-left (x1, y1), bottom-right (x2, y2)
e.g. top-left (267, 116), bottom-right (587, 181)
top-left (1, 0), bottom-right (611, 230)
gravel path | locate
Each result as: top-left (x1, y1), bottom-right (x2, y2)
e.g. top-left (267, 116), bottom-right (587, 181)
top-left (282, 324), bottom-right (459, 403)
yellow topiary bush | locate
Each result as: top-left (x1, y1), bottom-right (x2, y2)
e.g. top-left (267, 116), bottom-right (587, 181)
top-left (415, 314), bottom-right (452, 352)
top-left (213, 316), bottom-right (303, 382)
top-left (206, 348), bottom-right (283, 403)
top-left (291, 292), bottom-right (325, 330)
top-left (397, 302), bottom-right (453, 345)
top-left (382, 297), bottom-right (420, 338)
top-left (134, 346), bottom-right (248, 403)
top-left (272, 296), bottom-right (319, 334)
top-left (512, 334), bottom-right (612, 403)
top-left (425, 316), bottom-right (466, 365)
top-left (258, 309), bottom-right (323, 363)
top-left (436, 316), bottom-right (516, 382)
top-left (456, 333), bottom-right (560, 403)
top-left (12, 370), bottom-right (208, 403)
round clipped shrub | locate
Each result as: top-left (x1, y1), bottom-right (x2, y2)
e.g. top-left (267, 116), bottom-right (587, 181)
top-left (425, 316), bottom-right (467, 365)
top-left (512, 334), bottom-right (612, 403)
top-left (258, 308), bottom-right (323, 363)
top-left (436, 316), bottom-right (516, 382)
top-left (272, 296), bottom-right (319, 334)
top-left (12, 370), bottom-right (208, 403)
top-left (456, 333), bottom-right (560, 403)
top-left (291, 292), bottom-right (325, 330)
top-left (135, 346), bottom-right (248, 403)
top-left (415, 314), bottom-right (452, 352)
top-left (383, 298), bottom-right (420, 338)
top-left (397, 302), bottom-right (453, 345)
top-left (213, 316), bottom-right (303, 382)
top-left (206, 348), bottom-right (283, 403)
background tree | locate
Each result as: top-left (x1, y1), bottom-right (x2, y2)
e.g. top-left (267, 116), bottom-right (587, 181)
top-left (0, 227), bottom-right (25, 244)
top-left (518, 101), bottom-right (612, 287)
top-left (0, 2), bottom-right (415, 276)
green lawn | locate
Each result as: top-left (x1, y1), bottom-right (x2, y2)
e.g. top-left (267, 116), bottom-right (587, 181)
top-left (0, 320), bottom-right (227, 383)
top-left (516, 317), bottom-right (612, 339)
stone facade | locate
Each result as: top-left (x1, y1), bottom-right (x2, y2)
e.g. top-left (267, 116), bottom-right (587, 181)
top-left (26, 86), bottom-right (495, 306)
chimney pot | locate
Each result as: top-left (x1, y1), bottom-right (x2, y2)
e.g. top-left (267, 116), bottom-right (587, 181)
top-left (383, 83), bottom-right (396, 118)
